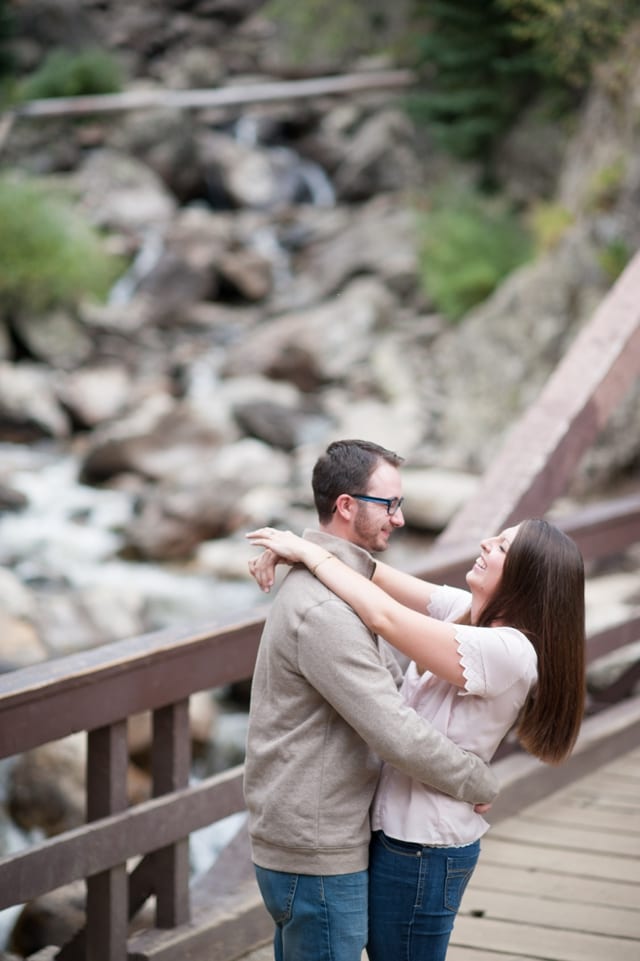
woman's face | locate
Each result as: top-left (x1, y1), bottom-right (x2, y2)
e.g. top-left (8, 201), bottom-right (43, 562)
top-left (466, 524), bottom-right (520, 614)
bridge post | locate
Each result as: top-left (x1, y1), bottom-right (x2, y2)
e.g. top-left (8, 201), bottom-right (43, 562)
top-left (151, 700), bottom-right (191, 927)
top-left (86, 721), bottom-right (129, 961)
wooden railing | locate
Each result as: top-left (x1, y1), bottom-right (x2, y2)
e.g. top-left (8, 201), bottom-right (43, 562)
top-left (0, 252), bottom-right (639, 959)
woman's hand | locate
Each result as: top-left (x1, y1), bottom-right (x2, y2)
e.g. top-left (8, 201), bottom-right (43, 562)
top-left (246, 527), bottom-right (308, 564)
top-left (246, 528), bottom-right (315, 591)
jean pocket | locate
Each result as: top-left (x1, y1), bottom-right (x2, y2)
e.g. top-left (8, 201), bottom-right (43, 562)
top-left (255, 866), bottom-right (298, 923)
top-left (444, 855), bottom-right (477, 912)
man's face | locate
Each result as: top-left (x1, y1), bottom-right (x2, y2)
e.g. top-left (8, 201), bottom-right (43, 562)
top-left (350, 461), bottom-right (405, 553)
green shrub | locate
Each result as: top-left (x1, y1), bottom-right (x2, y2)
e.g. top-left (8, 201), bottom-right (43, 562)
top-left (500, 0), bottom-right (637, 91)
top-left (262, 0), bottom-right (409, 67)
top-left (585, 157), bottom-right (627, 212)
top-left (19, 48), bottom-right (124, 100)
top-left (598, 238), bottom-right (631, 283)
top-left (409, 0), bottom-right (638, 165)
top-left (409, 0), bottom-right (536, 164)
top-left (528, 201), bottom-right (574, 251)
top-left (417, 188), bottom-right (532, 320)
top-left (0, 176), bottom-right (123, 312)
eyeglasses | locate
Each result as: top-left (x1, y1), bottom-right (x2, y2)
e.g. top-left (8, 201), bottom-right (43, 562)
top-left (349, 494), bottom-right (404, 516)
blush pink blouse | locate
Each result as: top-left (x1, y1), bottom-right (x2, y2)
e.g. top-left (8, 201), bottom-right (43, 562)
top-left (371, 585), bottom-right (538, 847)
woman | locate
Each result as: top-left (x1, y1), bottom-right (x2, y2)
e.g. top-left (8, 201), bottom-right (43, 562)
top-left (246, 518), bottom-right (586, 961)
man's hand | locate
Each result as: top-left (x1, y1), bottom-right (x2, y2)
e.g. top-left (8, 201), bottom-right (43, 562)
top-left (248, 546), bottom-right (283, 593)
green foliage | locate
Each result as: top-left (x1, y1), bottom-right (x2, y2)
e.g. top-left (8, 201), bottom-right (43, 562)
top-left (585, 157), bottom-right (627, 211)
top-left (598, 238), bottom-right (631, 283)
top-left (262, 0), bottom-right (409, 67)
top-left (417, 187), bottom-right (533, 321)
top-left (410, 0), bottom-right (638, 164)
top-left (528, 201), bottom-right (574, 251)
top-left (499, 0), bottom-right (637, 90)
top-left (409, 0), bottom-right (537, 163)
top-left (0, 176), bottom-right (123, 312)
top-left (19, 48), bottom-right (124, 100)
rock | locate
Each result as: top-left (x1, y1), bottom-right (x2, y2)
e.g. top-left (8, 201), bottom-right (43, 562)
top-left (197, 535), bottom-right (270, 580)
top-left (9, 881), bottom-right (86, 957)
top-left (55, 365), bottom-right (133, 428)
top-left (223, 275), bottom-right (395, 389)
top-left (323, 395), bottom-right (423, 464)
top-left (122, 437), bottom-right (291, 559)
top-left (32, 591), bottom-right (119, 656)
top-left (11, 309), bottom-right (93, 370)
top-left (0, 484), bottom-right (28, 512)
top-left (79, 394), bottom-right (233, 486)
top-left (0, 363), bottom-right (70, 441)
top-left (268, 196), bottom-right (420, 308)
top-left (333, 108), bottom-right (420, 201)
top-left (8, 879), bottom-right (155, 956)
top-left (0, 568), bottom-right (37, 621)
top-left (218, 246), bottom-right (273, 301)
top-left (124, 484), bottom-right (238, 560)
top-left (428, 227), bottom-right (607, 472)
top-left (400, 468), bottom-right (480, 531)
top-left (8, 735), bottom-right (87, 836)
top-left (232, 399), bottom-right (321, 451)
top-left (111, 108), bottom-right (204, 203)
top-left (0, 613), bottom-right (47, 671)
top-left (70, 148), bottom-right (177, 235)
top-left (494, 101), bottom-right (572, 204)
top-left (7, 732), bottom-right (154, 842)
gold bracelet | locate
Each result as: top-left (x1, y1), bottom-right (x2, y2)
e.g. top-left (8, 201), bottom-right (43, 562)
top-left (311, 552), bottom-right (334, 576)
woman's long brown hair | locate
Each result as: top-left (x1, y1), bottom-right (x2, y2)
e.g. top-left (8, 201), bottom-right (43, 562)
top-left (471, 519), bottom-right (586, 764)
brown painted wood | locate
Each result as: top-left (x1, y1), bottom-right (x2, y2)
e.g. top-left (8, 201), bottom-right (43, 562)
top-left (86, 723), bottom-right (129, 961)
top-left (0, 614), bottom-right (266, 758)
top-left (0, 765), bottom-right (244, 909)
top-left (152, 702), bottom-right (191, 928)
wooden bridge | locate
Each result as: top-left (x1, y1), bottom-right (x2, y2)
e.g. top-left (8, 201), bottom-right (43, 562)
top-left (0, 252), bottom-right (639, 960)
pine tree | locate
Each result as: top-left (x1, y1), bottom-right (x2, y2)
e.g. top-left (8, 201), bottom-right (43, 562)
top-left (409, 0), bottom-right (537, 164)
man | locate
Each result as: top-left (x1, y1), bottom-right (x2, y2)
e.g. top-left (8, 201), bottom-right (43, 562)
top-left (244, 439), bottom-right (497, 961)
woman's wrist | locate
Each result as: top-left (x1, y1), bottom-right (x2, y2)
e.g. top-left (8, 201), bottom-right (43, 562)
top-left (310, 550), bottom-right (334, 576)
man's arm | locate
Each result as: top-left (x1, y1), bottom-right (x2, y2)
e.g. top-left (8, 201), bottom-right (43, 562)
top-left (299, 601), bottom-right (498, 805)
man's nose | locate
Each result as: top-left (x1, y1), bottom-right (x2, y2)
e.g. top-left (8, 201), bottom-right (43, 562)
top-left (390, 507), bottom-right (405, 528)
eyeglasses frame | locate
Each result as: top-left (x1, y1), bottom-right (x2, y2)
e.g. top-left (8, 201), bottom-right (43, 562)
top-left (348, 493), bottom-right (404, 516)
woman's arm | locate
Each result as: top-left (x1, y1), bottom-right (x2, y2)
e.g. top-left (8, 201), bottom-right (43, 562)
top-left (246, 528), bottom-right (465, 687)
top-left (371, 557), bottom-right (442, 613)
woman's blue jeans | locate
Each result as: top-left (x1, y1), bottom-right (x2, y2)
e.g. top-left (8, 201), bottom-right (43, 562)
top-left (367, 830), bottom-right (480, 961)
top-left (254, 864), bottom-right (368, 961)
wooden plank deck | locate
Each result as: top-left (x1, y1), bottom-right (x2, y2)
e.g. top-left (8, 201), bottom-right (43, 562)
top-left (239, 744), bottom-right (640, 961)
top-left (448, 745), bottom-right (640, 961)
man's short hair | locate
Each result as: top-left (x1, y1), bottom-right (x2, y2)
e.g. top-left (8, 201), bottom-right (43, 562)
top-left (312, 439), bottom-right (404, 522)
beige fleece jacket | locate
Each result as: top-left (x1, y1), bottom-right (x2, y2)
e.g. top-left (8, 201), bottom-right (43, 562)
top-left (243, 530), bottom-right (498, 875)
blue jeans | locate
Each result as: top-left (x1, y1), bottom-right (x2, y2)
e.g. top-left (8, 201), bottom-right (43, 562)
top-left (254, 864), bottom-right (368, 961)
top-left (368, 831), bottom-right (480, 961)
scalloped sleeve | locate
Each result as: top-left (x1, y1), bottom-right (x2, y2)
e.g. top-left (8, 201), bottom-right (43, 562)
top-left (427, 584), bottom-right (537, 698)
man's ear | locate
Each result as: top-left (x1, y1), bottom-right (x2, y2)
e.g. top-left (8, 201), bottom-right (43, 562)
top-left (333, 493), bottom-right (354, 520)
